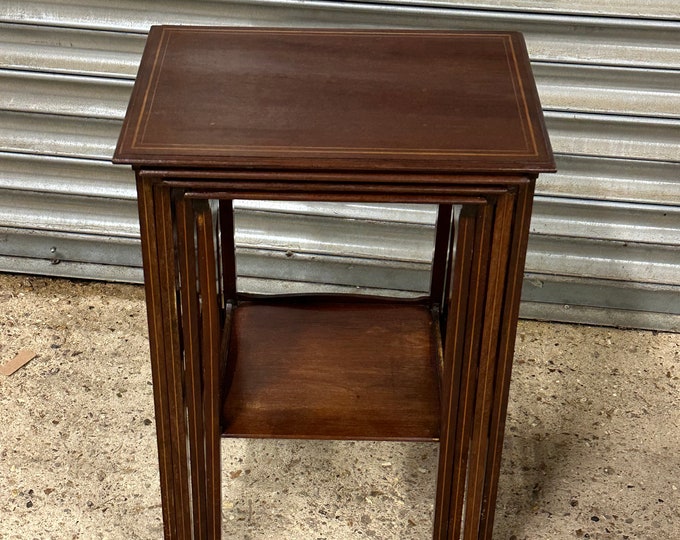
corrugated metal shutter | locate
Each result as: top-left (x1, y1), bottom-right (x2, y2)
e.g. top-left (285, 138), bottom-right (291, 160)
top-left (1, 1), bottom-right (678, 331)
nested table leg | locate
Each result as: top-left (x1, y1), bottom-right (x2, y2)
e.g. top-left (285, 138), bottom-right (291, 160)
top-left (137, 180), bottom-right (225, 539)
top-left (175, 194), bottom-right (209, 539)
top-left (434, 184), bottom-right (533, 540)
top-left (477, 183), bottom-right (535, 539)
top-left (195, 199), bottom-right (224, 539)
top-left (136, 179), bottom-right (193, 539)
top-left (434, 202), bottom-right (495, 540)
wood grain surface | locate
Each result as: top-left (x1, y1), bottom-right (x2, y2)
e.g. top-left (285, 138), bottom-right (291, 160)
top-left (115, 27), bottom-right (554, 173)
top-left (221, 298), bottom-right (441, 441)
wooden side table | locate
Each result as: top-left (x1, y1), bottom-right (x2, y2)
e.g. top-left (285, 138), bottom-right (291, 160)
top-left (114, 27), bottom-right (554, 539)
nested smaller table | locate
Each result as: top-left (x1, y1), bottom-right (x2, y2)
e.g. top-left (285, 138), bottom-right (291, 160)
top-left (114, 26), bottom-right (554, 539)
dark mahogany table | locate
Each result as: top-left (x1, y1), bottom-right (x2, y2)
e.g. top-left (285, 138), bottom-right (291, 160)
top-left (114, 26), bottom-right (554, 539)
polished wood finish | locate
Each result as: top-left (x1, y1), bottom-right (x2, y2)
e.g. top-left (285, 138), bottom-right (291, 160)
top-left (116, 27), bottom-right (553, 174)
top-left (134, 180), bottom-right (178, 539)
top-left (195, 200), bottom-right (223, 538)
top-left (222, 298), bottom-right (441, 440)
top-left (175, 194), bottom-right (208, 539)
top-left (115, 26), bottom-right (554, 540)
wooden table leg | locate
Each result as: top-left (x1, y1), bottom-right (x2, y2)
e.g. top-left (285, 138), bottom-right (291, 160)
top-left (477, 182), bottom-right (535, 539)
top-left (461, 192), bottom-right (516, 540)
top-left (136, 179), bottom-right (193, 538)
top-left (176, 193), bottom-right (209, 539)
top-left (195, 199), bottom-right (224, 539)
top-left (136, 179), bottom-right (179, 538)
top-left (174, 193), bottom-right (224, 539)
top-left (434, 184), bottom-right (532, 540)
top-left (136, 182), bottom-right (225, 540)
top-left (433, 201), bottom-right (495, 540)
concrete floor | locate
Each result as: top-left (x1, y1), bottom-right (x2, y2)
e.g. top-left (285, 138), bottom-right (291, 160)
top-left (0, 273), bottom-right (678, 539)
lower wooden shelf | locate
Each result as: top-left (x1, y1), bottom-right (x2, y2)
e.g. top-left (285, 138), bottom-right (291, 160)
top-left (220, 296), bottom-right (442, 441)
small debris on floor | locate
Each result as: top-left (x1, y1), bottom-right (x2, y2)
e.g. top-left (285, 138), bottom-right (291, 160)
top-left (0, 349), bottom-right (36, 376)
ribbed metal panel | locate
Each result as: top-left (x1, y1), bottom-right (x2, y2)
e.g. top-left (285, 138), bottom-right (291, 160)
top-left (0, 23), bottom-right (144, 77)
top-left (0, 1), bottom-right (678, 331)
top-left (0, 70), bottom-right (131, 119)
top-left (364, 1), bottom-right (680, 20)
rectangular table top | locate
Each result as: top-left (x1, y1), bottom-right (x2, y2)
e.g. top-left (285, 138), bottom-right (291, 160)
top-left (114, 26), bottom-right (554, 174)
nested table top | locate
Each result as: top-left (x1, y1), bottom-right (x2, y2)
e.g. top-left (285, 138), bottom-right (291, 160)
top-left (114, 26), bottom-right (554, 174)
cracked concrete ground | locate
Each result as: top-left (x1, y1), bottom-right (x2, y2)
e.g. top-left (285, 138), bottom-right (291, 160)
top-left (0, 273), bottom-right (678, 539)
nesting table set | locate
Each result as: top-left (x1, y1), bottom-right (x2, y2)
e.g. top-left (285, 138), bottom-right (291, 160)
top-left (114, 26), bottom-right (554, 539)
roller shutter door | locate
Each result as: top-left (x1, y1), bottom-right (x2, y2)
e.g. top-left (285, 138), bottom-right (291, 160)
top-left (1, 1), bottom-right (678, 331)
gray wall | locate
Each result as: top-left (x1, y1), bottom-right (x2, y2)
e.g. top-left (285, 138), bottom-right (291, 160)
top-left (1, 1), bottom-right (679, 330)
